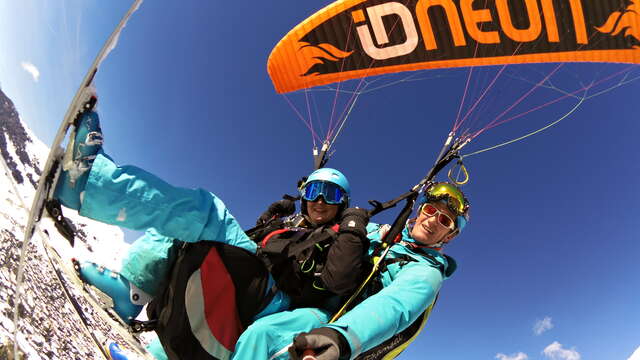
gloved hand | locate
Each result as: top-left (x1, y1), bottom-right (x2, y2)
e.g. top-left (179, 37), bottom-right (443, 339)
top-left (256, 199), bottom-right (296, 225)
top-left (338, 207), bottom-right (369, 238)
top-left (288, 327), bottom-right (350, 360)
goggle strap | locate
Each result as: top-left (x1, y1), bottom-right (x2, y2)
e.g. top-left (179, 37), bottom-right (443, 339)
top-left (426, 194), bottom-right (466, 217)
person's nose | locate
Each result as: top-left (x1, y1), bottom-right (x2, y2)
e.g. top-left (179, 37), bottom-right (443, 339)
top-left (425, 214), bottom-right (438, 226)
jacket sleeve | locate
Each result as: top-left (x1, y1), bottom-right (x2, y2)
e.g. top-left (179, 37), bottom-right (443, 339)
top-left (325, 260), bottom-right (444, 358)
top-left (319, 230), bottom-right (370, 296)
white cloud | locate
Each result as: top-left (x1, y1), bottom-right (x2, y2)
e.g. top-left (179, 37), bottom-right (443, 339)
top-left (629, 346), bottom-right (640, 360)
top-left (533, 316), bottom-right (554, 335)
top-left (543, 341), bottom-right (580, 360)
top-left (20, 61), bottom-right (40, 82)
top-left (496, 352), bottom-right (528, 360)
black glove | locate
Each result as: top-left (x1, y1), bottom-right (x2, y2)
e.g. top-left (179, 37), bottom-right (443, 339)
top-left (288, 327), bottom-right (350, 360)
top-left (256, 199), bottom-right (296, 225)
top-left (338, 207), bottom-right (369, 238)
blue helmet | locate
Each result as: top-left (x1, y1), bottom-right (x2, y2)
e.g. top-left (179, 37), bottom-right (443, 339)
top-left (300, 168), bottom-right (351, 209)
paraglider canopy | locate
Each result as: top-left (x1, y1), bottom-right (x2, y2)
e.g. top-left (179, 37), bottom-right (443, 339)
top-left (268, 0), bottom-right (640, 94)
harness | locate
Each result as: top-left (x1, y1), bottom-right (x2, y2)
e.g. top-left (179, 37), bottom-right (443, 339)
top-left (146, 242), bottom-right (272, 360)
top-left (257, 223), bottom-right (340, 307)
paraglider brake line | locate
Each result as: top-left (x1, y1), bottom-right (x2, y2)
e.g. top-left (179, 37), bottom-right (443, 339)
top-left (324, 90), bottom-right (361, 157)
top-left (460, 95), bottom-right (585, 159)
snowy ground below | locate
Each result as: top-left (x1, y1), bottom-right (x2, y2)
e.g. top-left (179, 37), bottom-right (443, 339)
top-left (1, 89), bottom-right (153, 359)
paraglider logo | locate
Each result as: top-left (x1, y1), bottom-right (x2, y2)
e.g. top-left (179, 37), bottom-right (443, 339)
top-left (350, 0), bottom-right (590, 57)
top-left (596, 0), bottom-right (640, 48)
top-left (298, 42), bottom-right (354, 76)
top-left (352, 3), bottom-right (420, 60)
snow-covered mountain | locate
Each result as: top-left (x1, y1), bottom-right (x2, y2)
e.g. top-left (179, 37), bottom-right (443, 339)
top-left (0, 88), bottom-right (150, 359)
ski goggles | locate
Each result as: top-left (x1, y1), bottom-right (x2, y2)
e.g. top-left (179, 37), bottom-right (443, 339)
top-left (425, 183), bottom-right (469, 217)
top-left (301, 181), bottom-right (347, 205)
top-left (420, 204), bottom-right (456, 230)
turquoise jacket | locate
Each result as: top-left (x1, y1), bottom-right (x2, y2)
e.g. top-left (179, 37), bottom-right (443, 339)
top-left (326, 223), bottom-right (454, 358)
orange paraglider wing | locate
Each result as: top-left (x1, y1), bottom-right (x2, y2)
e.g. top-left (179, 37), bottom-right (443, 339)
top-left (268, 0), bottom-right (640, 94)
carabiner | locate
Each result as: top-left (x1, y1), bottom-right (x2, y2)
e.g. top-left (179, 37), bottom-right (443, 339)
top-left (448, 160), bottom-right (469, 185)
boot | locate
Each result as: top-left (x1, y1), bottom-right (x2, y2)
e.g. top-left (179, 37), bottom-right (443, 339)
top-left (54, 110), bottom-right (103, 210)
top-left (75, 261), bottom-right (148, 325)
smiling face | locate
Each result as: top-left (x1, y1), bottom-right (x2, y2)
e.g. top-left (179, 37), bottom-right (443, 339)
top-left (410, 201), bottom-right (458, 246)
top-left (306, 197), bottom-right (340, 225)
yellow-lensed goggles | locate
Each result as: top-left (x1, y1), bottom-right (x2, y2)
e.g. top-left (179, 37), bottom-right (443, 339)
top-left (425, 183), bottom-right (469, 217)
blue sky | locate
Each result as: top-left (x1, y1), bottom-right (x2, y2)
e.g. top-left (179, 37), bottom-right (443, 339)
top-left (2, 1), bottom-right (639, 359)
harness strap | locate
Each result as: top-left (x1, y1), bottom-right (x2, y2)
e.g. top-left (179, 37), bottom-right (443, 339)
top-left (261, 228), bottom-right (289, 248)
top-left (255, 283), bottom-right (280, 315)
top-left (367, 190), bottom-right (417, 217)
top-left (378, 252), bottom-right (447, 277)
top-left (286, 225), bottom-right (338, 258)
top-left (378, 255), bottom-right (415, 273)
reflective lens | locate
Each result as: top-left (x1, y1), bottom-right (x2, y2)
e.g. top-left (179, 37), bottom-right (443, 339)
top-left (421, 204), bottom-right (455, 230)
top-left (421, 203), bottom-right (438, 216)
top-left (426, 183), bottom-right (468, 216)
top-left (302, 181), bottom-right (346, 205)
top-left (438, 214), bottom-right (453, 228)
